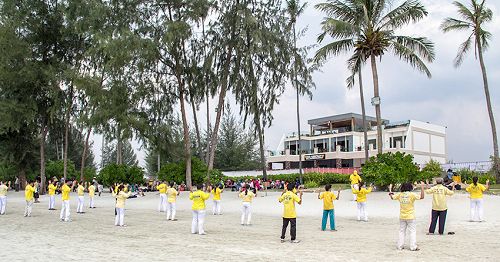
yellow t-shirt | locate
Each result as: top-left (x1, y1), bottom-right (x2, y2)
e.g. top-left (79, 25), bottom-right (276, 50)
top-left (425, 185), bottom-right (454, 211)
top-left (278, 191), bottom-right (301, 218)
top-left (0, 184), bottom-right (8, 196)
top-left (25, 185), bottom-right (35, 201)
top-left (466, 183), bottom-right (486, 199)
top-left (157, 183), bottom-right (167, 194)
top-left (353, 187), bottom-right (372, 202)
top-left (48, 184), bottom-right (57, 196)
top-left (239, 191), bottom-right (255, 202)
top-left (190, 190), bottom-right (210, 210)
top-left (88, 185), bottom-right (95, 197)
top-left (77, 185), bottom-right (85, 196)
top-left (319, 191), bottom-right (336, 210)
top-left (350, 174), bottom-right (362, 185)
top-left (113, 190), bottom-right (131, 208)
top-left (393, 192), bottom-right (421, 220)
top-left (211, 187), bottom-right (222, 201)
top-left (61, 184), bottom-right (71, 201)
top-left (167, 187), bottom-right (178, 203)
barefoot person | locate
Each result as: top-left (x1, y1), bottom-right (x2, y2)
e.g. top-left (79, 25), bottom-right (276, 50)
top-left (390, 182), bottom-right (425, 251)
top-left (318, 184), bottom-right (340, 231)
top-left (211, 184), bottom-right (223, 215)
top-left (112, 184), bottom-right (132, 227)
top-left (157, 181), bottom-right (167, 212)
top-left (350, 170), bottom-right (362, 201)
top-left (76, 181), bottom-right (85, 214)
top-left (279, 183), bottom-right (303, 243)
top-left (239, 185), bottom-right (256, 226)
top-left (88, 182), bottom-right (96, 209)
top-left (465, 177), bottom-right (489, 222)
top-left (353, 181), bottom-right (372, 222)
top-left (189, 184), bottom-right (210, 235)
top-left (0, 181), bottom-right (10, 215)
top-left (60, 180), bottom-right (77, 222)
top-left (166, 182), bottom-right (179, 221)
top-left (48, 180), bottom-right (57, 210)
top-left (24, 181), bottom-right (36, 217)
top-left (425, 178), bottom-right (454, 235)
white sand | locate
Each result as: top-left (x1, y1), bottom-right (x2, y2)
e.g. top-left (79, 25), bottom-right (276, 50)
top-left (0, 189), bottom-right (499, 261)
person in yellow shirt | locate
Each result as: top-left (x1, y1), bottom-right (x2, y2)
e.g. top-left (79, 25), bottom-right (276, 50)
top-left (189, 184), bottom-right (210, 235)
top-left (76, 181), bottom-right (86, 214)
top-left (88, 182), bottom-right (96, 209)
top-left (425, 178), bottom-right (454, 235)
top-left (48, 180), bottom-right (57, 210)
top-left (60, 180), bottom-right (77, 222)
top-left (157, 181), bottom-right (167, 213)
top-left (279, 183), bottom-right (303, 243)
top-left (239, 185), bottom-right (256, 226)
top-left (352, 181), bottom-right (372, 222)
top-left (166, 182), bottom-right (179, 221)
top-left (390, 182), bottom-right (425, 251)
top-left (350, 170), bottom-right (362, 201)
top-left (112, 184), bottom-right (132, 227)
top-left (211, 185), bottom-right (223, 215)
top-left (24, 181), bottom-right (36, 217)
top-left (465, 177), bottom-right (489, 222)
top-left (0, 181), bottom-right (10, 215)
top-left (318, 184), bottom-right (340, 231)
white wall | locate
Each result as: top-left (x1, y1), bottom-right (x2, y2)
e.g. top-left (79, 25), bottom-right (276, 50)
top-left (430, 135), bottom-right (446, 154)
top-left (413, 131), bottom-right (430, 152)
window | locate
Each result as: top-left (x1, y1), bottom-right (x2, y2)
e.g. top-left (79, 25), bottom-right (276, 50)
top-left (368, 139), bottom-right (377, 150)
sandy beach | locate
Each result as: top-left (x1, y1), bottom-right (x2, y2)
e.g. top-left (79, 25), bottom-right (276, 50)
top-left (0, 189), bottom-right (499, 262)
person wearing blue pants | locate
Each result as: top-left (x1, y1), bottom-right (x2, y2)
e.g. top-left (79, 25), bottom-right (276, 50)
top-left (318, 184), bottom-right (340, 231)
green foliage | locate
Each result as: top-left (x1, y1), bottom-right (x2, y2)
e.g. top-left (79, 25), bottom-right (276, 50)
top-left (456, 168), bottom-right (496, 185)
top-left (98, 164), bottom-right (144, 186)
top-left (0, 162), bottom-right (16, 182)
top-left (46, 160), bottom-right (78, 181)
top-left (362, 152), bottom-right (421, 187)
top-left (157, 158), bottom-right (222, 186)
top-left (304, 181), bottom-right (319, 188)
top-left (229, 172), bottom-right (349, 186)
top-left (419, 159), bottom-right (443, 181)
top-left (101, 140), bottom-right (138, 168)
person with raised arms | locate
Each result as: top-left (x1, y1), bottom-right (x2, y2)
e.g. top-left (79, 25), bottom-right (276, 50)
top-left (88, 182), bottom-right (96, 209)
top-left (239, 184), bottom-right (256, 226)
top-left (48, 180), bottom-right (57, 210)
top-left (353, 181), bottom-right (372, 222)
top-left (350, 170), bottom-right (362, 201)
top-left (24, 181), bottom-right (36, 217)
top-left (60, 180), bottom-right (77, 222)
top-left (318, 184), bottom-right (340, 231)
top-left (189, 184), bottom-right (210, 235)
top-left (425, 178), bottom-right (455, 235)
top-left (157, 181), bottom-right (167, 213)
top-left (211, 184), bottom-right (223, 215)
top-left (76, 181), bottom-right (86, 214)
top-left (166, 182), bottom-right (179, 221)
top-left (112, 184), bottom-right (132, 227)
top-left (279, 183), bottom-right (303, 243)
top-left (465, 177), bottom-right (489, 222)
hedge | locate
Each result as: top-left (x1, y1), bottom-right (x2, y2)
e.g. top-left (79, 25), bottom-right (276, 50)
top-left (227, 172), bottom-right (350, 186)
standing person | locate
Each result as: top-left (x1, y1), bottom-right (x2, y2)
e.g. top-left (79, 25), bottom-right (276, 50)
top-left (112, 184), bottom-right (132, 227)
top-left (48, 180), bottom-right (57, 210)
top-left (14, 176), bottom-right (19, 192)
top-left (157, 181), bottom-right (167, 212)
top-left (189, 184), bottom-right (210, 235)
top-left (425, 178), bottom-right (455, 235)
top-left (465, 177), bottom-right (489, 222)
top-left (24, 181), bottom-right (36, 217)
top-left (211, 184), bottom-right (223, 215)
top-left (98, 183), bottom-right (103, 197)
top-left (318, 184), bottom-right (340, 231)
top-left (60, 180), bottom-right (77, 222)
top-left (350, 170), bottom-right (362, 201)
top-left (279, 183), bottom-right (303, 243)
top-left (353, 181), bottom-right (372, 222)
top-left (76, 181), bottom-right (86, 214)
top-left (166, 182), bottom-right (179, 221)
top-left (389, 182), bottom-right (425, 251)
top-left (88, 182), bottom-right (96, 209)
top-left (239, 185), bottom-right (256, 226)
top-left (34, 180), bottom-right (40, 203)
top-left (0, 181), bottom-right (10, 215)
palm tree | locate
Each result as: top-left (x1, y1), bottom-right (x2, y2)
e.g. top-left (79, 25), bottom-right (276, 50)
top-left (441, 0), bottom-right (499, 180)
top-left (315, 0), bottom-right (435, 155)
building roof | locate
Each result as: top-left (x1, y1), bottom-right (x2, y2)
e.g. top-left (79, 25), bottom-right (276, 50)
top-left (307, 113), bottom-right (387, 126)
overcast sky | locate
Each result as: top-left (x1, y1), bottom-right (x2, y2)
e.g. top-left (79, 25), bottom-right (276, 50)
top-left (92, 0), bottom-right (500, 167)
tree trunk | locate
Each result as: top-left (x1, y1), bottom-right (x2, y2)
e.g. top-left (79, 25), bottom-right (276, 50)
top-left (63, 107), bottom-right (71, 179)
top-left (205, 90), bottom-right (211, 164)
top-left (370, 55), bottom-right (383, 155)
top-left (157, 153), bottom-right (161, 173)
top-left (359, 70), bottom-right (369, 162)
top-left (116, 138), bottom-right (123, 165)
top-left (292, 23), bottom-right (303, 184)
top-left (477, 37), bottom-right (499, 180)
top-left (256, 118), bottom-right (268, 180)
top-left (39, 125), bottom-right (48, 195)
top-left (190, 97), bottom-right (202, 157)
top-left (80, 127), bottom-right (92, 182)
top-left (179, 88), bottom-right (192, 188)
top-left (19, 168), bottom-right (27, 190)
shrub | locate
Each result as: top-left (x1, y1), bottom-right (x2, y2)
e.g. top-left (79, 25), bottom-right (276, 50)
top-left (418, 159), bottom-right (443, 181)
top-left (98, 164), bottom-right (144, 186)
top-left (46, 160), bottom-right (78, 181)
top-left (157, 157), bottom-right (224, 186)
top-left (227, 172), bottom-right (349, 186)
top-left (304, 181), bottom-right (319, 189)
top-left (362, 152), bottom-right (420, 187)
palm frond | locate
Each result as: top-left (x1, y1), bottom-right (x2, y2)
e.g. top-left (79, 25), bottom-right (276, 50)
top-left (313, 39), bottom-right (355, 64)
top-left (453, 34), bottom-right (473, 67)
top-left (440, 18), bottom-right (472, 33)
top-left (394, 35), bottom-right (435, 62)
top-left (319, 17), bottom-right (358, 41)
top-left (379, 0), bottom-right (428, 30)
top-left (346, 51), bottom-right (366, 89)
top-left (453, 1), bottom-right (474, 22)
top-left (315, 0), bottom-right (362, 24)
top-left (391, 41), bottom-right (432, 78)
top-left (479, 29), bottom-right (492, 50)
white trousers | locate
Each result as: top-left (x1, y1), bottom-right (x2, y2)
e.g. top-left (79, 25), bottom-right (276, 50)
top-left (352, 184), bottom-right (359, 201)
top-left (241, 202), bottom-right (252, 225)
top-left (159, 194), bottom-right (167, 212)
top-left (60, 200), bottom-right (70, 221)
top-left (167, 202), bottom-right (176, 220)
top-left (89, 197), bottom-right (94, 208)
top-left (49, 195), bottom-right (55, 209)
top-left (191, 210), bottom-right (206, 234)
top-left (115, 208), bottom-right (125, 226)
top-left (470, 198), bottom-right (484, 222)
top-left (213, 200), bottom-right (221, 215)
top-left (357, 202), bottom-right (368, 221)
top-left (0, 196), bottom-right (6, 214)
top-left (24, 200), bottom-right (33, 217)
top-left (77, 196), bottom-right (84, 213)
top-left (398, 219), bottom-right (417, 250)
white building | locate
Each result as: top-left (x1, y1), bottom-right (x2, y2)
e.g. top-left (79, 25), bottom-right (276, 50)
top-left (267, 113), bottom-right (446, 169)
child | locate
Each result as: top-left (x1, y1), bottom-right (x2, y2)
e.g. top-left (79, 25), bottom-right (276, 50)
top-left (76, 181), bottom-right (85, 214)
top-left (318, 184), bottom-right (340, 231)
top-left (239, 185), bottom-right (256, 226)
top-left (389, 182), bottom-right (425, 251)
top-left (465, 177), bottom-right (489, 222)
top-left (166, 182), bottom-right (179, 221)
top-left (353, 181), bottom-right (372, 222)
top-left (189, 184), bottom-right (210, 235)
top-left (211, 184), bottom-right (223, 215)
top-left (60, 180), bottom-right (77, 222)
top-left (279, 183), bottom-right (303, 243)
top-left (24, 181), bottom-right (36, 217)
top-left (0, 181), bottom-right (10, 215)
top-left (48, 180), bottom-right (57, 210)
top-left (112, 184), bottom-right (132, 227)
top-left (157, 181), bottom-right (167, 212)
top-left (88, 182), bottom-right (96, 209)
